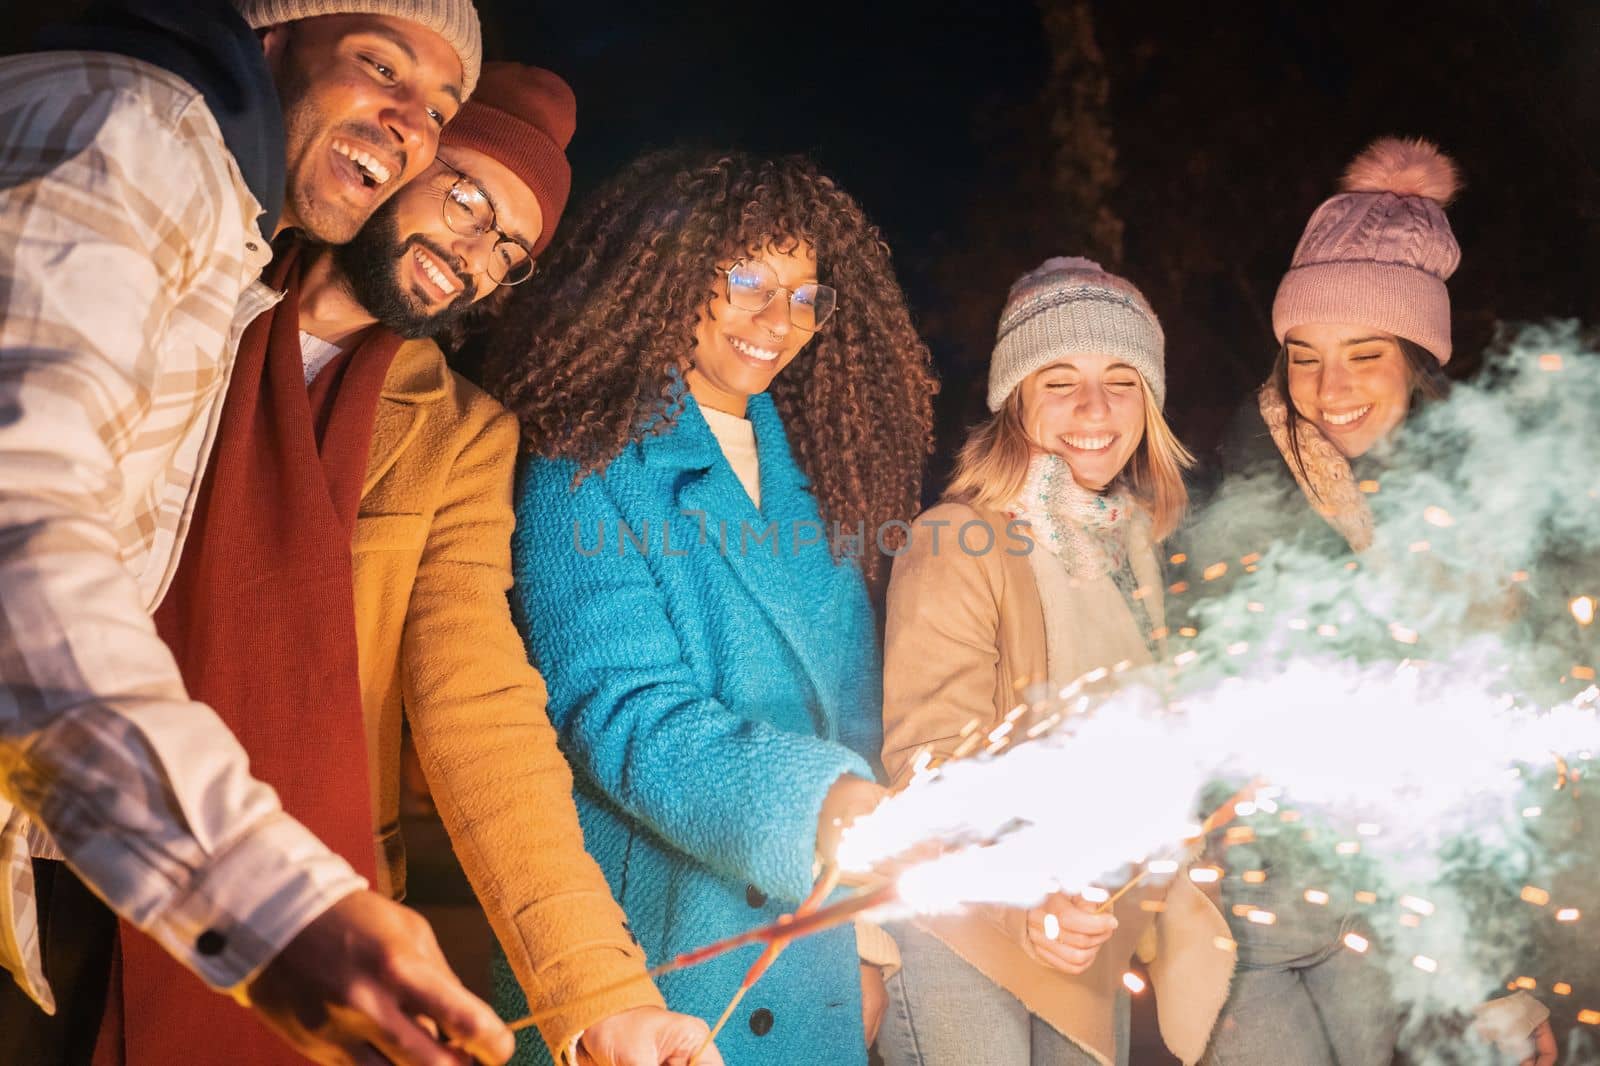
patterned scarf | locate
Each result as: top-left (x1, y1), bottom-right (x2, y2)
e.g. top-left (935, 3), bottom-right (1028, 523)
top-left (1257, 378), bottom-right (1374, 553)
top-left (1010, 452), bottom-right (1133, 579)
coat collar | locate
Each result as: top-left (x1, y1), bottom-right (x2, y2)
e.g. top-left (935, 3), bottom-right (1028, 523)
top-left (363, 335), bottom-right (449, 497)
top-left (649, 392), bottom-right (859, 740)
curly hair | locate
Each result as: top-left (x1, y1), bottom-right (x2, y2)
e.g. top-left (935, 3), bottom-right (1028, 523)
top-left (486, 148), bottom-right (937, 586)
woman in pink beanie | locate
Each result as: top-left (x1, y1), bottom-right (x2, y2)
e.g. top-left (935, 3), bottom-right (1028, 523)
top-left (1197, 138), bottom-right (1557, 1066)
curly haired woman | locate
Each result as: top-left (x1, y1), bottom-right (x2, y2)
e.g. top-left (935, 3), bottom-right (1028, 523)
top-left (485, 148), bottom-right (936, 1065)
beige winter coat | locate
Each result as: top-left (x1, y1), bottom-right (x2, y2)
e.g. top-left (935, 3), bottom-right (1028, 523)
top-left (881, 501), bottom-right (1235, 1066)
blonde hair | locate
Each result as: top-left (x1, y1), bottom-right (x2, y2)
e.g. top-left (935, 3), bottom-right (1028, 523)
top-left (946, 381), bottom-right (1195, 541)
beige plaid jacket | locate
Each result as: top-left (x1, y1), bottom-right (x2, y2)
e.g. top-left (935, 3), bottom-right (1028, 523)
top-left (0, 52), bottom-right (364, 1012)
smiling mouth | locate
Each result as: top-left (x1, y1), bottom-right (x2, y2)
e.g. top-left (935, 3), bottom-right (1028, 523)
top-left (332, 138), bottom-right (395, 190)
top-left (1061, 433), bottom-right (1116, 452)
top-left (727, 335), bottom-right (781, 363)
top-left (411, 245), bottom-right (462, 300)
top-left (1323, 404), bottom-right (1373, 427)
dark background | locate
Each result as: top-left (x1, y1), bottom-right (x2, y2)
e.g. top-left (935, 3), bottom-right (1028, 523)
top-left (4, 2), bottom-right (1597, 1061)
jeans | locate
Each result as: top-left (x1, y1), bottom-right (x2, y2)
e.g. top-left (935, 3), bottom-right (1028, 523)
top-left (878, 920), bottom-right (1128, 1066)
top-left (1202, 876), bottom-right (1399, 1066)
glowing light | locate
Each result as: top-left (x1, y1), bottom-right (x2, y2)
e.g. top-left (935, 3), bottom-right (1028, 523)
top-left (1343, 932), bottom-right (1370, 953)
top-left (1539, 352), bottom-right (1564, 371)
top-left (1554, 983), bottom-right (1572, 996)
top-left (1043, 913), bottom-right (1060, 940)
top-left (1234, 801), bottom-right (1257, 817)
top-left (1521, 886), bottom-right (1551, 907)
top-left (1355, 891), bottom-right (1378, 905)
top-left (1246, 601), bottom-right (1265, 613)
top-left (1316, 624), bottom-right (1340, 637)
top-left (1304, 889), bottom-right (1330, 905)
top-left (1422, 506), bottom-right (1455, 527)
top-left (1581, 1010), bottom-right (1600, 1026)
top-left (1574, 665), bottom-right (1597, 681)
top-left (1336, 841), bottom-right (1361, 856)
top-left (1412, 955), bottom-right (1439, 973)
top-left (1139, 900), bottom-right (1167, 913)
top-left (1147, 859), bottom-right (1178, 875)
top-left (1174, 650), bottom-right (1199, 667)
top-left (1240, 553), bottom-right (1262, 566)
top-left (1246, 909), bottom-right (1276, 926)
top-left (1203, 562), bottom-right (1228, 581)
top-left (1358, 479), bottom-right (1380, 493)
top-left (1224, 826), bottom-right (1255, 846)
top-left (1241, 870), bottom-right (1266, 885)
top-left (1178, 626), bottom-right (1198, 638)
top-left (1122, 971), bottom-right (1146, 994)
top-left (1522, 806), bottom-right (1542, 818)
top-left (1572, 596), bottom-right (1596, 626)
top-left (1287, 618), bottom-right (1309, 631)
top-left (1189, 867), bottom-right (1221, 884)
top-left (1169, 553), bottom-right (1187, 565)
top-left (1409, 540), bottom-right (1431, 553)
top-left (1227, 641), bottom-right (1250, 656)
top-left (1357, 822), bottom-right (1382, 836)
top-left (1400, 914), bottom-right (1421, 928)
top-left (1079, 886), bottom-right (1110, 905)
top-left (1557, 908), bottom-right (1581, 922)
top-left (1515, 976), bottom-right (1538, 991)
top-left (1511, 570), bottom-right (1530, 582)
top-left (1388, 623), bottom-right (1419, 644)
top-left (1168, 581), bottom-right (1190, 595)
top-left (1213, 936), bottom-right (1237, 953)
top-left (1400, 896), bottom-right (1435, 916)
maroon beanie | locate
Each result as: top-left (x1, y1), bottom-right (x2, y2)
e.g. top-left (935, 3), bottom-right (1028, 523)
top-left (441, 62), bottom-right (575, 257)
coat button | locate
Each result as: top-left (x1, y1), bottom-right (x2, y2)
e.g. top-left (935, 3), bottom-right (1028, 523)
top-left (746, 884), bottom-right (767, 909)
top-left (749, 1007), bottom-right (774, 1036)
top-left (196, 929), bottom-right (227, 956)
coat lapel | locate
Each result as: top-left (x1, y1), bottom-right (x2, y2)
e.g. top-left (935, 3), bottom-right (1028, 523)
top-left (362, 337), bottom-right (448, 499)
top-left (644, 395), bottom-right (858, 739)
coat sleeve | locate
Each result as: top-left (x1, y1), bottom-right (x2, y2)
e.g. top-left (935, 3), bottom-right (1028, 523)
top-left (399, 410), bottom-right (663, 1059)
top-left (513, 459), bottom-right (872, 906)
top-left (880, 505), bottom-right (1008, 790)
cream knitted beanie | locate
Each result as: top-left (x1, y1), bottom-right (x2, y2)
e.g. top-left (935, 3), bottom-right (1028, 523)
top-left (236, 0), bottom-right (482, 96)
top-left (988, 256), bottom-right (1166, 411)
top-left (1272, 136), bottom-right (1462, 363)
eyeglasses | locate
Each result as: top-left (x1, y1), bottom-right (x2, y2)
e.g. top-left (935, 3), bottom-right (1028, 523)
top-left (435, 156), bottom-right (535, 287)
top-left (720, 258), bottom-right (837, 331)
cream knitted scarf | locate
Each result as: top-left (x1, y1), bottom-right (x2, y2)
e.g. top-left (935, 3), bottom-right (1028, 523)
top-left (1010, 452), bottom-right (1133, 578)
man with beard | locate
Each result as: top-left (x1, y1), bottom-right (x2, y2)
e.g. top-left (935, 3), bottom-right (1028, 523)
top-left (0, 2), bottom-right (516, 1063)
top-left (155, 61), bottom-right (723, 1066)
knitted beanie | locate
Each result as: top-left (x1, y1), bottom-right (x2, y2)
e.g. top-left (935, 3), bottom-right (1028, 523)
top-left (441, 63), bottom-right (575, 257)
top-left (1272, 136), bottom-right (1462, 363)
top-left (235, 0), bottom-right (482, 96)
top-left (988, 256), bottom-right (1166, 411)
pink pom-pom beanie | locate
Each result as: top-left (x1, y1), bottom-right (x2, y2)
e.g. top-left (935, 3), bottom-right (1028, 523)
top-left (1272, 136), bottom-right (1463, 364)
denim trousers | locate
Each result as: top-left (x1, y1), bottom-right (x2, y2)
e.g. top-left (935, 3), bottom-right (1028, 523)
top-left (878, 921), bottom-right (1129, 1066)
top-left (1202, 875), bottom-right (1400, 1066)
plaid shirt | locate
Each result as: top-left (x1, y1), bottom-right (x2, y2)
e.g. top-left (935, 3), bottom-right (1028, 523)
top-left (0, 52), bottom-right (364, 1012)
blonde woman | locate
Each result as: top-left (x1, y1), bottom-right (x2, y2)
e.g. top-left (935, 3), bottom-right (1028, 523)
top-left (878, 258), bottom-right (1233, 1066)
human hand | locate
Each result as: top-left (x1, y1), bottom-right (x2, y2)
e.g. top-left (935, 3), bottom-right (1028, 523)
top-left (577, 1005), bottom-right (721, 1065)
top-left (247, 889), bottom-right (512, 1065)
top-left (860, 962), bottom-right (887, 1048)
top-left (816, 774), bottom-right (889, 866)
top-left (1521, 1019), bottom-right (1557, 1066)
top-left (1024, 892), bottom-right (1118, 975)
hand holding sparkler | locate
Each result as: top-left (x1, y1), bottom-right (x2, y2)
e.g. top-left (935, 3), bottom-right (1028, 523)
top-left (1024, 892), bottom-right (1119, 974)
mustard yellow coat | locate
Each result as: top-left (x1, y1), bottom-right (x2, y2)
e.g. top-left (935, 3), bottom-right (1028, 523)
top-left (350, 336), bottom-right (663, 1056)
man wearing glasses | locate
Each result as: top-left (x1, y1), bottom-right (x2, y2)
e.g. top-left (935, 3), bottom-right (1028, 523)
top-left (150, 62), bottom-right (721, 1065)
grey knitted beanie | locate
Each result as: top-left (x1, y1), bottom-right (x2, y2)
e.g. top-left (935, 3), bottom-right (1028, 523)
top-left (988, 256), bottom-right (1166, 411)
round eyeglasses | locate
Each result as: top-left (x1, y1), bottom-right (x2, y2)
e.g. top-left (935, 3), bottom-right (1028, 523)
top-left (436, 157), bottom-right (535, 287)
top-left (721, 258), bottom-right (837, 331)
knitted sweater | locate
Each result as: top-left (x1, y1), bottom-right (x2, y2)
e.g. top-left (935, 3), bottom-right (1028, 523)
top-left (494, 393), bottom-right (882, 1065)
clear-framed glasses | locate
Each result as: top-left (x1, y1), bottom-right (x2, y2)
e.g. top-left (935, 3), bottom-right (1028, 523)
top-left (721, 258), bottom-right (837, 331)
top-left (435, 156), bottom-right (535, 287)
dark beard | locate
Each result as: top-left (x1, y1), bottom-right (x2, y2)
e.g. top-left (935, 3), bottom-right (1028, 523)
top-left (332, 199), bottom-right (477, 340)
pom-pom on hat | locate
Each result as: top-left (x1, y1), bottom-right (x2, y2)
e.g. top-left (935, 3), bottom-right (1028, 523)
top-left (988, 256), bottom-right (1166, 411)
top-left (1272, 136), bottom-right (1462, 363)
top-left (440, 63), bottom-right (575, 257)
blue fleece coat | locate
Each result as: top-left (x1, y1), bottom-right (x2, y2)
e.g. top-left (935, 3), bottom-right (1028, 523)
top-left (492, 394), bottom-right (882, 1066)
